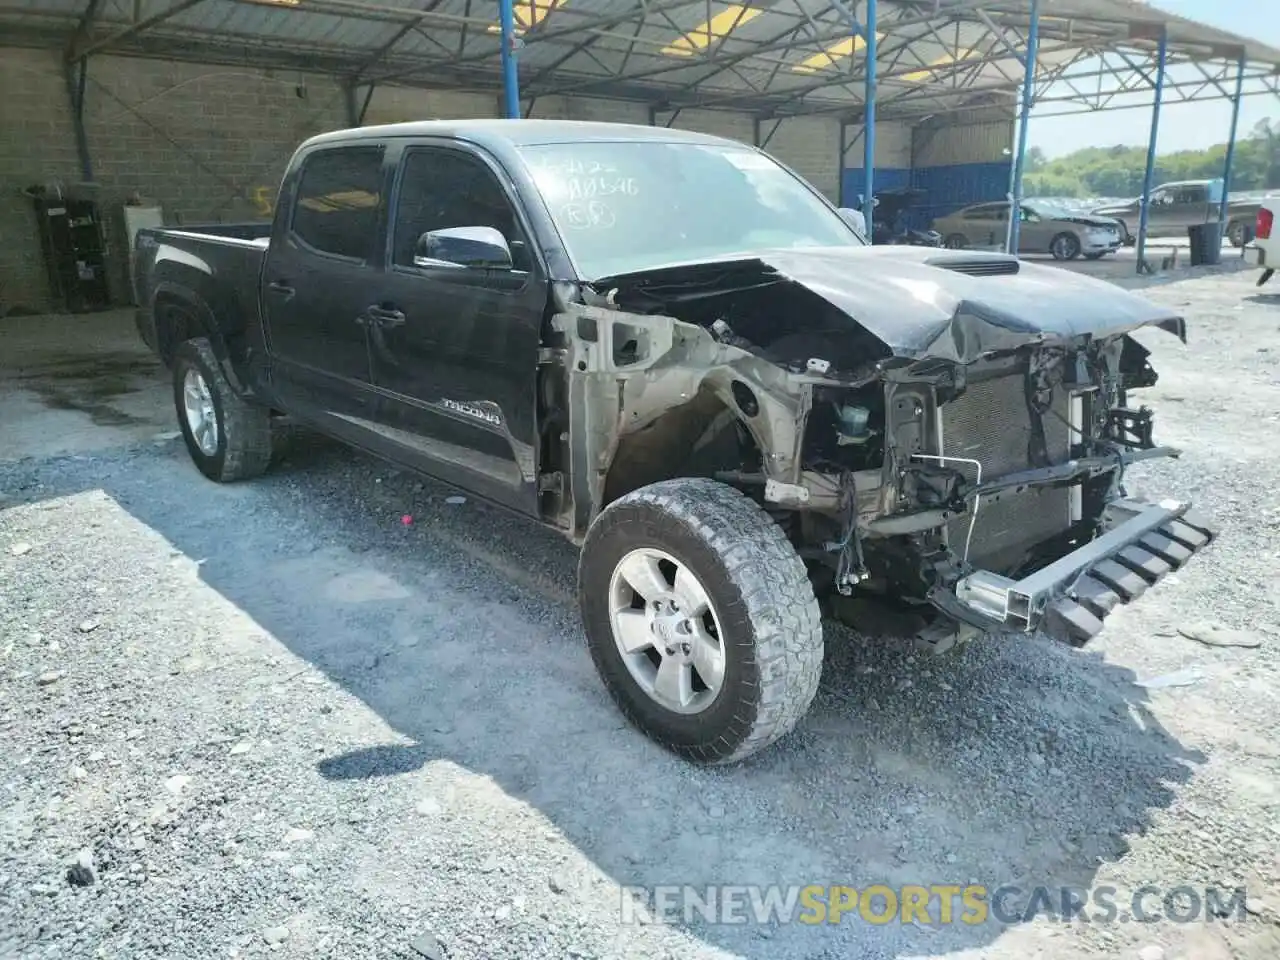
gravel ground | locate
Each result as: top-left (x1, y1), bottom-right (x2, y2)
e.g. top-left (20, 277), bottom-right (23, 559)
top-left (2, 269), bottom-right (1279, 960)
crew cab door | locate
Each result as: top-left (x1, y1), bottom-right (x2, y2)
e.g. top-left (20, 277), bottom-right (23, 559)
top-left (261, 144), bottom-right (388, 430)
top-left (365, 141), bottom-right (547, 514)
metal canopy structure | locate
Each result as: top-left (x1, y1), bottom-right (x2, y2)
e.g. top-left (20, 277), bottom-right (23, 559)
top-left (4, 0), bottom-right (1279, 124)
top-left (5, 0), bottom-right (1279, 268)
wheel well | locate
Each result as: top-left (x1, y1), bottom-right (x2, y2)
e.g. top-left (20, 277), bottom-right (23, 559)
top-left (601, 389), bottom-right (759, 508)
top-left (154, 294), bottom-right (204, 365)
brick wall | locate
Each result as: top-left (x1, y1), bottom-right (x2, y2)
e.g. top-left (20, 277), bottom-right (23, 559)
top-left (760, 116), bottom-right (843, 202)
top-left (1, 48), bottom-right (85, 313)
top-left (0, 48), bottom-right (347, 312)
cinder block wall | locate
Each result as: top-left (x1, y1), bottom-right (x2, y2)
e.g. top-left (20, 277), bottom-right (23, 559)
top-left (1, 48), bottom-right (86, 314)
top-left (0, 48), bottom-right (350, 312)
top-left (0, 46), bottom-right (848, 313)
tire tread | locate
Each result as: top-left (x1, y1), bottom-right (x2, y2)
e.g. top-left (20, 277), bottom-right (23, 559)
top-left (177, 338), bottom-right (272, 482)
top-left (580, 478), bottom-right (823, 764)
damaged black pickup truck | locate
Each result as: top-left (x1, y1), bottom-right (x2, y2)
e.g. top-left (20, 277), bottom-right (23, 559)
top-left (134, 120), bottom-right (1215, 765)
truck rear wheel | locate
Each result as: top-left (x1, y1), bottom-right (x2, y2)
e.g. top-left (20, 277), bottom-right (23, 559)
top-left (172, 338), bottom-right (272, 482)
top-left (578, 478), bottom-right (823, 764)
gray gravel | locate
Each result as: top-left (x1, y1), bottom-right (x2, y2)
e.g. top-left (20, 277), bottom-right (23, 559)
top-left (2, 268), bottom-right (1280, 959)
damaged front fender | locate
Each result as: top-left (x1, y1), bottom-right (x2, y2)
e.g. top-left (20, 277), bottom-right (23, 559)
top-left (550, 303), bottom-right (860, 538)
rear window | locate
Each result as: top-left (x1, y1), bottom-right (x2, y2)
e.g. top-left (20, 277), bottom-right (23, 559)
top-left (291, 147), bottom-right (384, 260)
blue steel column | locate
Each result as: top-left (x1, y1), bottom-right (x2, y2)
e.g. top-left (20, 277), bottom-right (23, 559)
top-left (862, 0), bottom-right (878, 236)
top-left (1219, 51), bottom-right (1246, 227)
top-left (1136, 28), bottom-right (1168, 274)
top-left (499, 0), bottom-right (520, 119)
top-left (838, 121), bottom-right (848, 207)
top-left (1007, 0), bottom-right (1040, 255)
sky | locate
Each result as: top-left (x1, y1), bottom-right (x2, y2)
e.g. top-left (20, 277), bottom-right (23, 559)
top-left (1027, 0), bottom-right (1280, 157)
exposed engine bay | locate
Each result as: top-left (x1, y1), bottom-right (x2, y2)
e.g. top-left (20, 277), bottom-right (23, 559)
top-left (540, 246), bottom-right (1214, 651)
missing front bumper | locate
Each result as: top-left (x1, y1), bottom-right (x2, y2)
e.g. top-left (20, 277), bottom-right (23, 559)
top-left (932, 498), bottom-right (1216, 647)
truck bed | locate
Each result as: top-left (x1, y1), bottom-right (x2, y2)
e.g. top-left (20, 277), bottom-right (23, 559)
top-left (133, 223), bottom-right (271, 358)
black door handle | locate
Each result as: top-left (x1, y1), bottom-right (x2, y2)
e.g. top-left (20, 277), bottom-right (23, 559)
top-left (267, 280), bottom-right (295, 299)
top-left (366, 305), bottom-right (406, 328)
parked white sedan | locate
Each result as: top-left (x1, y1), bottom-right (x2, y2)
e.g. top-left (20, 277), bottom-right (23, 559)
top-left (932, 199), bottom-right (1124, 260)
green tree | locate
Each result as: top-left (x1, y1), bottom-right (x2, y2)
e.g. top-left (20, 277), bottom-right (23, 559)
top-left (1023, 120), bottom-right (1280, 197)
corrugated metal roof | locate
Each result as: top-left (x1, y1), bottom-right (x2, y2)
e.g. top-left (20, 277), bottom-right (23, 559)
top-left (2, 0), bottom-right (1278, 121)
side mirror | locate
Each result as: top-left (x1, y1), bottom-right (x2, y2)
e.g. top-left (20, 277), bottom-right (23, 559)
top-left (837, 207), bottom-right (867, 238)
top-left (414, 226), bottom-right (513, 269)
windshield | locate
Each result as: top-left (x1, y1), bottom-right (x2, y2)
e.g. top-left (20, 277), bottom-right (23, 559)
top-left (517, 140), bottom-right (864, 279)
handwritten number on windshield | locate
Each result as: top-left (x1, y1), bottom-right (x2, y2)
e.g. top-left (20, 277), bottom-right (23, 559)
top-left (561, 200), bottom-right (616, 229)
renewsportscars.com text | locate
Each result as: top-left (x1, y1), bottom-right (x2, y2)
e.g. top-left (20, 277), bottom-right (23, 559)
top-left (619, 884), bottom-right (1251, 926)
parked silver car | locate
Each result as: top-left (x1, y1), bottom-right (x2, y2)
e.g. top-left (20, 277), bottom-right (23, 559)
top-left (932, 200), bottom-right (1124, 260)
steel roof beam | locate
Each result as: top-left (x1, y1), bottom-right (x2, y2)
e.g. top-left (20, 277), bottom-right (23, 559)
top-left (68, 0), bottom-right (208, 61)
top-left (657, 1), bottom-right (840, 99)
top-left (65, 0), bottom-right (103, 63)
top-left (527, 0), bottom-right (993, 99)
top-left (661, 34), bottom-right (1082, 111)
top-left (352, 0), bottom-right (445, 80)
top-left (370, 0), bottom-right (699, 83)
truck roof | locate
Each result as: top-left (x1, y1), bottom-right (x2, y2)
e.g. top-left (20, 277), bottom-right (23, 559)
top-left (302, 118), bottom-right (742, 151)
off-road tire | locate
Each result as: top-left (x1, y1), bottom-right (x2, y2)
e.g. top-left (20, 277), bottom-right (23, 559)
top-left (1227, 219), bottom-right (1247, 248)
top-left (1050, 232), bottom-right (1082, 260)
top-left (579, 478), bottom-right (824, 764)
top-left (172, 337), bottom-right (272, 482)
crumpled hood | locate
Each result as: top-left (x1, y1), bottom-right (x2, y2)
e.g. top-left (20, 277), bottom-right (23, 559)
top-left (592, 245), bottom-right (1186, 365)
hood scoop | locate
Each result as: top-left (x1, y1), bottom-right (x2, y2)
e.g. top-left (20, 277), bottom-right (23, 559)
top-left (926, 255), bottom-right (1021, 277)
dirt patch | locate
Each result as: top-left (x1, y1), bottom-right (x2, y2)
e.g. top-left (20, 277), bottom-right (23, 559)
top-left (13, 351), bottom-right (163, 427)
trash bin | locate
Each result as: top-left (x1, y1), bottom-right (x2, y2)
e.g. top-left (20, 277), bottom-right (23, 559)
top-left (1187, 222), bottom-right (1222, 266)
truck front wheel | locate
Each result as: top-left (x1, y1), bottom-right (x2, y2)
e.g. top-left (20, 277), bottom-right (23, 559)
top-left (578, 478), bottom-right (824, 764)
top-left (172, 338), bottom-right (272, 482)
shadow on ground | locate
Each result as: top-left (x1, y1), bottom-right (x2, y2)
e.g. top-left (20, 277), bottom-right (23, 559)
top-left (2, 433), bottom-right (1205, 957)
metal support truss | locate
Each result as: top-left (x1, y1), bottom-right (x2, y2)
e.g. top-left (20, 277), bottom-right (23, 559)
top-left (67, 0), bottom-right (208, 62)
top-left (64, 57), bottom-right (94, 181)
top-left (499, 0), bottom-right (519, 118)
top-left (4, 0), bottom-right (1278, 131)
top-left (351, 0), bottom-right (445, 80)
top-left (1135, 27), bottom-right (1168, 276)
top-left (862, 0), bottom-right (878, 234)
top-left (1219, 52), bottom-right (1247, 228)
top-left (1006, 0), bottom-right (1038, 255)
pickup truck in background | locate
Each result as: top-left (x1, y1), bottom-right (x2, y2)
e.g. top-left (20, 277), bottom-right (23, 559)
top-left (1247, 199), bottom-right (1276, 286)
top-left (133, 119), bottom-right (1215, 765)
top-left (1091, 178), bottom-right (1265, 247)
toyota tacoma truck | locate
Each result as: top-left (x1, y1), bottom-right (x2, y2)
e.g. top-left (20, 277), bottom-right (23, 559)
top-left (134, 120), bottom-right (1215, 765)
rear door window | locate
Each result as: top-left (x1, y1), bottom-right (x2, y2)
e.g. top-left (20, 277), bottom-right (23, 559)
top-left (291, 146), bottom-right (385, 261)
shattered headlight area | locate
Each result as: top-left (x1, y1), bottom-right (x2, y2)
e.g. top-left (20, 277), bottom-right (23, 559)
top-left (544, 249), bottom-right (1215, 652)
